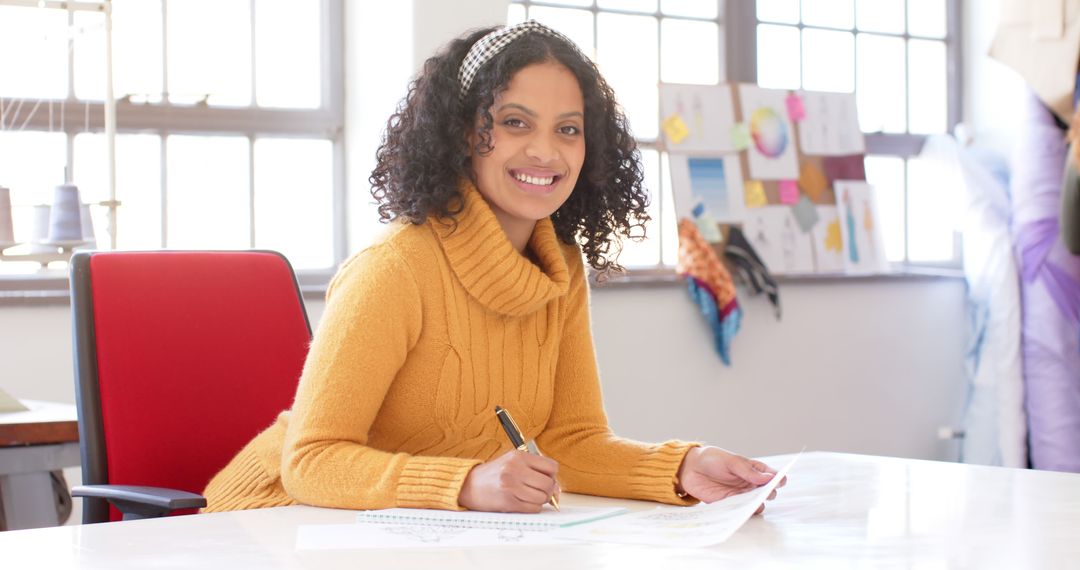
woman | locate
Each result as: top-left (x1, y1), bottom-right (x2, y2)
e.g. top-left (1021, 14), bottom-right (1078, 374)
top-left (204, 21), bottom-right (782, 514)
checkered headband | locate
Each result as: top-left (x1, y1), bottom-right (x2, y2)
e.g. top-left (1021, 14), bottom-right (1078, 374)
top-left (457, 20), bottom-right (580, 102)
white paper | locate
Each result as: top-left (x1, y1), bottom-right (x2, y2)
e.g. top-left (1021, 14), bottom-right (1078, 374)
top-left (741, 206), bottom-right (815, 274)
top-left (552, 454), bottom-right (800, 548)
top-left (834, 181), bottom-right (890, 273)
top-left (0, 387), bottom-right (28, 413)
top-left (738, 85), bottom-right (800, 180)
top-left (354, 505), bottom-right (627, 530)
top-left (669, 154), bottom-right (746, 222)
top-left (798, 91), bottom-right (866, 156)
top-left (660, 84), bottom-right (738, 153)
top-left (296, 523), bottom-right (567, 550)
top-left (811, 206), bottom-right (846, 273)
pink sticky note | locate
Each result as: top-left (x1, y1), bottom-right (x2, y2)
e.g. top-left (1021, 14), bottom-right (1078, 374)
top-left (786, 93), bottom-right (806, 122)
top-left (779, 180), bottom-right (800, 204)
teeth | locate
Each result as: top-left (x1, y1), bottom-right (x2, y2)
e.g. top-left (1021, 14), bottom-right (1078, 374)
top-left (513, 172), bottom-right (555, 186)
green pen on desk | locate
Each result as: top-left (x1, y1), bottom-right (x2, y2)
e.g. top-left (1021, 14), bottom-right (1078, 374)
top-left (494, 405), bottom-right (560, 511)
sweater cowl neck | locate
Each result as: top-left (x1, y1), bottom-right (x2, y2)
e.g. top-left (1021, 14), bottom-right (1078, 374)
top-left (430, 180), bottom-right (570, 317)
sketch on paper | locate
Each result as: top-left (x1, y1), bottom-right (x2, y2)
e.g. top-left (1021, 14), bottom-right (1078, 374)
top-left (738, 85), bottom-right (800, 180)
top-left (742, 206), bottom-right (814, 274)
top-left (834, 181), bottom-right (889, 273)
top-left (797, 91), bottom-right (866, 156)
top-left (811, 206), bottom-right (846, 273)
top-left (659, 84), bottom-right (738, 153)
top-left (669, 154), bottom-right (745, 222)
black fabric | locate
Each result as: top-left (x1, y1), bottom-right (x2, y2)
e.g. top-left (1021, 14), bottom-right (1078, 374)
top-left (724, 226), bottom-right (781, 319)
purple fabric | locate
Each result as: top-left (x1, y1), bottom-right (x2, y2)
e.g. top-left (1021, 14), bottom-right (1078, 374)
top-left (1012, 89), bottom-right (1080, 472)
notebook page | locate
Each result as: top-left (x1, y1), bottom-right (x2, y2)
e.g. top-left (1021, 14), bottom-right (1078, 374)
top-left (355, 505), bottom-right (627, 530)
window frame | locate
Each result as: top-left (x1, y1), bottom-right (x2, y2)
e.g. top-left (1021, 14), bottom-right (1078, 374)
top-left (0, 0), bottom-right (345, 294)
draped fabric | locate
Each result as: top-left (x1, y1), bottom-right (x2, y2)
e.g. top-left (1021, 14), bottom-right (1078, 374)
top-left (1013, 89), bottom-right (1080, 472)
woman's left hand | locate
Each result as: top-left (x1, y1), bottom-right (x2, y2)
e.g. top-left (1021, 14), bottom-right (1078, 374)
top-left (675, 446), bottom-right (785, 514)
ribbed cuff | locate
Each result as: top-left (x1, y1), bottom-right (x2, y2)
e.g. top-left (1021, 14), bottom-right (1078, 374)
top-left (627, 440), bottom-right (701, 506)
top-left (395, 455), bottom-right (484, 511)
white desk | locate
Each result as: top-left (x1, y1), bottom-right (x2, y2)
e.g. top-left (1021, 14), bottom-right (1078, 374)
top-left (1, 452), bottom-right (1078, 569)
top-left (0, 400), bottom-right (79, 530)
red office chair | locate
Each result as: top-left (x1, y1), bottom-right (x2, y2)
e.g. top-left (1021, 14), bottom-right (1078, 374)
top-left (69, 250), bottom-right (311, 523)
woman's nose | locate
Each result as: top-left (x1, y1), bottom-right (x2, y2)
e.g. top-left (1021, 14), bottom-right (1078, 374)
top-left (524, 133), bottom-right (559, 163)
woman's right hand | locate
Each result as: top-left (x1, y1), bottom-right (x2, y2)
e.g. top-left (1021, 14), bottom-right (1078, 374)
top-left (458, 450), bottom-right (560, 512)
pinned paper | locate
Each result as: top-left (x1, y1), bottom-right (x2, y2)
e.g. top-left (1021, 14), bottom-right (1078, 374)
top-left (779, 180), bottom-right (800, 204)
top-left (730, 123), bottom-right (751, 151)
top-left (662, 113), bottom-right (690, 145)
top-left (798, 161), bottom-right (829, 202)
top-left (791, 195), bottom-right (820, 232)
top-left (823, 155), bottom-right (867, 184)
top-left (786, 92), bottom-right (806, 122)
top-left (743, 180), bottom-right (767, 208)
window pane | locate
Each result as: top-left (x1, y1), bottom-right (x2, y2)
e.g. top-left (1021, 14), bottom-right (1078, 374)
top-left (617, 148), bottom-right (660, 267)
top-left (167, 0), bottom-right (252, 106)
top-left (757, 24), bottom-right (801, 90)
top-left (597, 13), bottom-right (659, 139)
top-left (531, 0), bottom-right (592, 6)
top-left (661, 19), bottom-right (720, 84)
top-left (255, 0), bottom-right (321, 108)
top-left (661, 0), bottom-right (719, 19)
top-left (75, 0), bottom-right (164, 102)
top-left (0, 132), bottom-right (67, 245)
top-left (166, 135), bottom-right (250, 248)
top-left (254, 138), bottom-right (334, 269)
top-left (864, 155), bottom-right (905, 261)
top-left (597, 0), bottom-right (657, 12)
top-left (908, 39), bottom-right (947, 134)
top-left (907, 156), bottom-right (956, 261)
top-left (508, 3), bottom-right (526, 25)
top-left (73, 133), bottom-right (163, 250)
top-left (855, 0), bottom-right (904, 34)
top-left (530, 6), bottom-right (595, 58)
top-left (801, 29), bottom-right (853, 93)
top-left (801, 0), bottom-right (853, 29)
top-left (660, 152), bottom-right (679, 265)
top-left (0, 7), bottom-right (68, 98)
top-left (757, 0), bottom-right (799, 24)
top-left (856, 33), bottom-right (906, 133)
top-left (907, 0), bottom-right (947, 38)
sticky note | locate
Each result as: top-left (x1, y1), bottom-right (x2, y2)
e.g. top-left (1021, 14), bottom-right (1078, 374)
top-left (662, 113), bottom-right (690, 145)
top-left (823, 155), bottom-right (867, 184)
top-left (825, 219), bottom-right (843, 252)
top-left (798, 161), bottom-right (829, 202)
top-left (791, 195), bottom-right (820, 232)
top-left (779, 180), bottom-right (800, 204)
top-left (730, 123), bottom-right (751, 151)
top-left (786, 92), bottom-right (806, 122)
top-left (743, 180), bottom-right (767, 208)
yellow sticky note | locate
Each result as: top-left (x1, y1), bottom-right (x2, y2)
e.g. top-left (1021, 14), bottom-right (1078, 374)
top-left (744, 180), bottom-right (767, 208)
top-left (825, 219), bottom-right (843, 252)
top-left (662, 113), bottom-right (690, 145)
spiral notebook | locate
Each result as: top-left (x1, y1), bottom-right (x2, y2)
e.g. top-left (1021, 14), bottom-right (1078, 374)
top-left (355, 505), bottom-right (628, 530)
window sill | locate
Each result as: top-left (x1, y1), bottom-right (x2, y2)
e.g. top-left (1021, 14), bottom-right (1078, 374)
top-left (0, 264), bottom-right (965, 306)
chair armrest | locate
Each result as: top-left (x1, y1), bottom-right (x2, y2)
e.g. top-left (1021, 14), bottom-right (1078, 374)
top-left (72, 484), bottom-right (207, 521)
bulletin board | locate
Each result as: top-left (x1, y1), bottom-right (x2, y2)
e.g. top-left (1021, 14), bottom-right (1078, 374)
top-left (660, 83), bottom-right (890, 275)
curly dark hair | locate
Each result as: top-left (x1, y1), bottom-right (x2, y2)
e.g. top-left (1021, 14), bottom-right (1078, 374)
top-left (368, 25), bottom-right (650, 272)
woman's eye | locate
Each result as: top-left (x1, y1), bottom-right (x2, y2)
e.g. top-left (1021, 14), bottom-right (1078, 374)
top-left (559, 126), bottom-right (581, 136)
top-left (503, 118), bottom-right (527, 128)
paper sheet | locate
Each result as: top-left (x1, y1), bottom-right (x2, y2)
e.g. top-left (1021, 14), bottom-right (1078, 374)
top-left (0, 387), bottom-right (28, 413)
top-left (811, 206), bottom-right (846, 273)
top-left (669, 154), bottom-right (746, 222)
top-left (552, 454), bottom-right (800, 548)
top-left (834, 181), bottom-right (890, 273)
top-left (738, 85), bottom-right (801, 180)
top-left (296, 523), bottom-right (567, 550)
top-left (798, 91), bottom-right (866, 156)
top-left (743, 207), bottom-right (816, 274)
top-left (659, 84), bottom-right (738, 153)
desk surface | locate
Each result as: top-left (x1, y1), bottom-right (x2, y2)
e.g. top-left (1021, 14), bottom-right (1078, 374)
top-left (0, 400), bottom-right (78, 446)
top-left (1, 452), bottom-right (1078, 569)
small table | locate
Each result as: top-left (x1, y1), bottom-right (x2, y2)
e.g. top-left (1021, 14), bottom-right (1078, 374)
top-left (0, 399), bottom-right (80, 530)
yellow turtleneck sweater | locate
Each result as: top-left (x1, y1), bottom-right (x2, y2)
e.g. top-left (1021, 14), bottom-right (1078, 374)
top-left (202, 182), bottom-right (699, 512)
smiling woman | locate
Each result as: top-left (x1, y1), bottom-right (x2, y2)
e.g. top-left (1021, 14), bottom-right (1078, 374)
top-left (201, 20), bottom-right (783, 516)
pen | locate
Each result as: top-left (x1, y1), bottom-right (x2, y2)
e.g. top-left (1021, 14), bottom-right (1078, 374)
top-left (494, 405), bottom-right (560, 511)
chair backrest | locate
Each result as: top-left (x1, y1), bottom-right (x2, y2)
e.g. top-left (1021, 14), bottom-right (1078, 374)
top-left (70, 250), bottom-right (311, 523)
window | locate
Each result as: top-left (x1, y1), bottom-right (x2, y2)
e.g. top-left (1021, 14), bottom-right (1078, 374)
top-left (509, 0), bottom-right (725, 269)
top-left (0, 0), bottom-right (343, 280)
top-left (753, 0), bottom-right (961, 265)
top-left (509, 0), bottom-right (961, 272)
